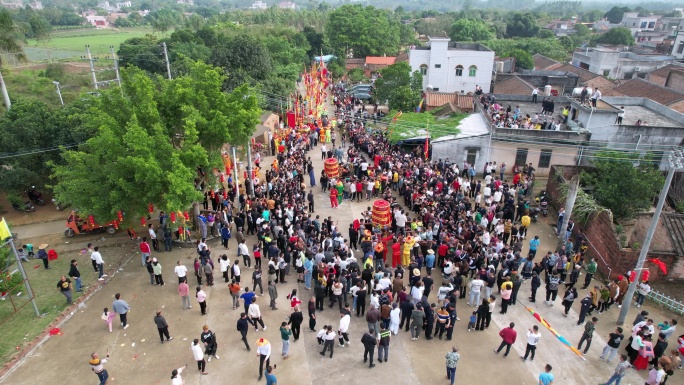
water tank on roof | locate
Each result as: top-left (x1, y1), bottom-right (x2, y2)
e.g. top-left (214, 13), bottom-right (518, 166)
top-left (544, 85), bottom-right (552, 96)
top-left (496, 61), bottom-right (505, 73)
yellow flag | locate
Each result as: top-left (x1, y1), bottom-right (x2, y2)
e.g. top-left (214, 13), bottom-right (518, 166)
top-left (0, 218), bottom-right (11, 241)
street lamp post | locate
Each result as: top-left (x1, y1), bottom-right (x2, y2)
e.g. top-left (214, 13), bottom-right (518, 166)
top-left (617, 149), bottom-right (684, 325)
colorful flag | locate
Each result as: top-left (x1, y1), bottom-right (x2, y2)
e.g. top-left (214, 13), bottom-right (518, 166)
top-left (0, 217), bottom-right (11, 241)
top-left (524, 304), bottom-right (586, 361)
top-left (416, 98), bottom-right (424, 113)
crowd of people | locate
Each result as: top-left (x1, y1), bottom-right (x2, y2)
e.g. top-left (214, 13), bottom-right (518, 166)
top-left (85, 79), bottom-right (683, 385)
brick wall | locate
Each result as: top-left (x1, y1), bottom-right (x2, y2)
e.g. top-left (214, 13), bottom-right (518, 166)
top-left (547, 165), bottom-right (678, 281)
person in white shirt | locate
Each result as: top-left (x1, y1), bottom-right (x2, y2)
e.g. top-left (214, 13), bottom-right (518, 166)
top-left (248, 297), bottom-right (266, 331)
top-left (379, 275), bottom-right (392, 291)
top-left (256, 338), bottom-right (272, 381)
top-left (366, 180), bottom-right (374, 200)
top-left (92, 247), bottom-right (106, 281)
top-left (522, 325), bottom-right (541, 361)
top-left (174, 261), bottom-right (188, 284)
top-left (191, 339), bottom-right (208, 375)
top-left (468, 277), bottom-right (484, 306)
top-left (238, 241), bottom-right (250, 268)
top-left (321, 144), bottom-right (327, 160)
top-left (219, 255), bottom-right (231, 283)
top-left (591, 88), bottom-right (601, 108)
top-left (338, 312), bottom-right (351, 347)
top-left (171, 365), bottom-right (186, 385)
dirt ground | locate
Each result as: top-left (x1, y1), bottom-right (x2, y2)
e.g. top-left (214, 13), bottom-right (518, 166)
top-left (0, 192), bottom-right (67, 227)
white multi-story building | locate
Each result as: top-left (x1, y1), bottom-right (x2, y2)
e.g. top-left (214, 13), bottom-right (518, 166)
top-left (408, 36), bottom-right (495, 94)
top-left (249, 1), bottom-right (268, 9)
top-left (620, 12), bottom-right (660, 36)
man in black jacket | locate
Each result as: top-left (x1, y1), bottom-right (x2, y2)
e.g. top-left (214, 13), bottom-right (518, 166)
top-left (237, 313), bottom-right (251, 351)
top-left (399, 300), bottom-right (414, 332)
top-left (361, 328), bottom-right (377, 368)
top-left (154, 310), bottom-right (173, 344)
top-left (529, 273), bottom-right (541, 302)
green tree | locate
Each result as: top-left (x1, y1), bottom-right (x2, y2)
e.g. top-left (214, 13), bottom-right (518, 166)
top-left (117, 35), bottom-right (166, 75)
top-left (325, 4), bottom-right (400, 57)
top-left (448, 19), bottom-right (494, 42)
top-left (302, 25), bottom-right (324, 58)
top-left (506, 12), bottom-right (541, 38)
top-left (582, 10), bottom-right (605, 23)
top-left (210, 35), bottom-right (274, 82)
top-left (604, 6), bottom-right (630, 24)
top-left (574, 23), bottom-right (591, 38)
top-left (596, 27), bottom-right (634, 46)
top-left (374, 62), bottom-right (422, 112)
top-left (581, 151), bottom-right (664, 220)
top-left (51, 63), bottom-right (260, 223)
top-left (28, 14), bottom-right (52, 40)
top-left (347, 68), bottom-right (365, 83)
top-left (504, 49), bottom-right (533, 69)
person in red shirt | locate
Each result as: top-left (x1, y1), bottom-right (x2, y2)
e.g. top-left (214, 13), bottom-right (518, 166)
top-left (374, 154), bottom-right (382, 168)
top-left (437, 243), bottom-right (448, 268)
top-left (391, 241), bottom-right (401, 268)
top-left (140, 238), bottom-right (151, 267)
top-left (494, 322), bottom-right (517, 357)
top-left (330, 188), bottom-right (338, 208)
top-left (355, 181), bottom-right (363, 202)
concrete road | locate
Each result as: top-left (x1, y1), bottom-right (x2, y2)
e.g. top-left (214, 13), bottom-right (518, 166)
top-left (11, 220), bottom-right (66, 239)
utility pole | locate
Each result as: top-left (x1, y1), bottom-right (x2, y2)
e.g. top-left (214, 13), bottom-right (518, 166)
top-left (52, 81), bottom-right (64, 106)
top-left (557, 174), bottom-right (580, 250)
top-left (232, 146), bottom-right (240, 197)
top-left (246, 140), bottom-right (254, 198)
top-left (161, 42), bottom-right (172, 80)
top-left (110, 46), bottom-right (122, 87)
top-left (85, 45), bottom-right (98, 90)
top-left (617, 150), bottom-right (684, 325)
top-left (0, 69), bottom-right (11, 111)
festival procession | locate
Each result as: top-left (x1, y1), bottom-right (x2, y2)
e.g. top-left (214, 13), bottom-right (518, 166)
top-left (1, 55), bottom-right (682, 385)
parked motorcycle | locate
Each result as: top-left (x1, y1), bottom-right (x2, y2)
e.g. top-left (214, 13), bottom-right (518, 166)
top-left (27, 186), bottom-right (45, 206)
top-left (535, 190), bottom-right (549, 216)
top-left (12, 200), bottom-right (35, 212)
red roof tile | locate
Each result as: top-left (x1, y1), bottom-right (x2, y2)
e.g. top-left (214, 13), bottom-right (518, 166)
top-left (365, 56), bottom-right (396, 66)
top-left (493, 76), bottom-right (536, 95)
top-left (425, 92), bottom-right (456, 107)
top-left (614, 78), bottom-right (684, 106)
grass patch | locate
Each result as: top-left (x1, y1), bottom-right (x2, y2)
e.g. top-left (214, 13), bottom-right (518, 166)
top-left (25, 27), bottom-right (168, 62)
top-left (0, 241), bottom-right (127, 365)
top-left (387, 110), bottom-right (466, 144)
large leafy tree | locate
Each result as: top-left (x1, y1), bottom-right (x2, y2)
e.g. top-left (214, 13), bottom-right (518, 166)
top-left (374, 62), bottom-right (423, 112)
top-left (51, 63), bottom-right (261, 223)
top-left (449, 19), bottom-right (494, 42)
top-left (595, 27), bottom-right (634, 46)
top-left (581, 151), bottom-right (664, 220)
top-left (325, 4), bottom-right (400, 58)
top-left (604, 6), bottom-right (630, 24)
top-left (117, 35), bottom-right (166, 75)
top-left (505, 12), bottom-right (541, 38)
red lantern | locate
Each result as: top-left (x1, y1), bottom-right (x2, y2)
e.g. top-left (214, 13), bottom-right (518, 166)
top-left (88, 215), bottom-right (95, 226)
top-left (225, 166), bottom-right (230, 174)
top-left (140, 217), bottom-right (146, 226)
top-left (113, 220), bottom-right (119, 229)
top-left (170, 212), bottom-right (176, 223)
top-left (117, 211), bottom-right (123, 222)
top-left (148, 204), bottom-right (154, 213)
top-left (183, 212), bottom-right (190, 221)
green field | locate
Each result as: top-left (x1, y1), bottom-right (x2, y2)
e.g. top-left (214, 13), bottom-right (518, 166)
top-left (25, 27), bottom-right (169, 62)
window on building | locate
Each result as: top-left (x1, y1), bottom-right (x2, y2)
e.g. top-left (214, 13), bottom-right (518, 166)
top-left (648, 22), bottom-right (655, 28)
top-left (468, 65), bottom-right (477, 77)
top-left (678, 42), bottom-right (684, 54)
top-left (435, 64), bottom-right (441, 68)
top-left (538, 149), bottom-right (552, 168)
top-left (432, 87), bottom-right (439, 91)
top-left (419, 64), bottom-right (428, 76)
top-left (466, 148), bottom-right (478, 165)
top-left (640, 22), bottom-right (647, 28)
top-left (455, 65), bottom-right (463, 77)
top-left (515, 148), bottom-right (528, 166)
top-left (603, 70), bottom-right (610, 77)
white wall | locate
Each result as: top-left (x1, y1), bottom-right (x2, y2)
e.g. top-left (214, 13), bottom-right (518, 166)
top-left (409, 41), bottom-right (494, 94)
